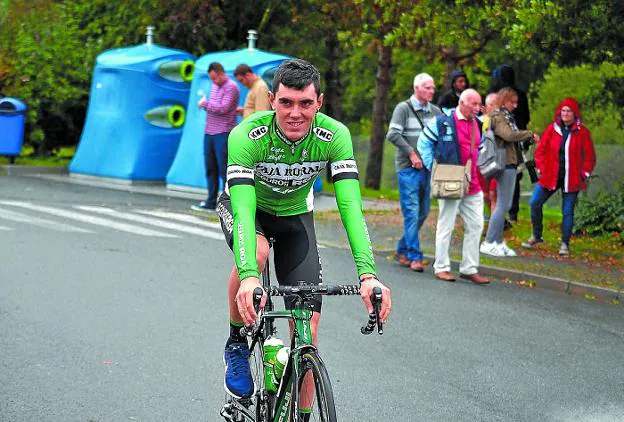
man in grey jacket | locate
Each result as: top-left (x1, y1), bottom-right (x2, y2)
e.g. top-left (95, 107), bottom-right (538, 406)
top-left (387, 73), bottom-right (441, 272)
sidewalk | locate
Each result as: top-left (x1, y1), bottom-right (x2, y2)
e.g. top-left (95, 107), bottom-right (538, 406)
top-left (4, 165), bottom-right (621, 304)
top-left (313, 196), bottom-right (623, 304)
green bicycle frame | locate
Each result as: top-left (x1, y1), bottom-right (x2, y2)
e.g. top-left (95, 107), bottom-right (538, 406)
top-left (257, 301), bottom-right (315, 422)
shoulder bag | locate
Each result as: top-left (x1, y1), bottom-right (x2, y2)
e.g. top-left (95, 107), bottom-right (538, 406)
top-left (431, 122), bottom-right (476, 200)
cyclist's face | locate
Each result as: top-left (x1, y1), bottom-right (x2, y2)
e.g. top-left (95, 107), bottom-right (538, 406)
top-left (269, 83), bottom-right (323, 140)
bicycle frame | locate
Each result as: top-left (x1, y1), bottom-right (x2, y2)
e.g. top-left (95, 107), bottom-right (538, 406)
top-left (249, 258), bottom-right (318, 422)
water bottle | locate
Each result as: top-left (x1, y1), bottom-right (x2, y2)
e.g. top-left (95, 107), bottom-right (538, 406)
top-left (272, 346), bottom-right (290, 385)
top-left (263, 337), bottom-right (284, 393)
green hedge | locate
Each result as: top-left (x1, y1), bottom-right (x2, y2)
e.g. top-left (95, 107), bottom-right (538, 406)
top-left (574, 182), bottom-right (624, 244)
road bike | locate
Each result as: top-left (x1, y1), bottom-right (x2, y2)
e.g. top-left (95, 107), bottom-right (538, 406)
top-left (220, 246), bottom-right (383, 422)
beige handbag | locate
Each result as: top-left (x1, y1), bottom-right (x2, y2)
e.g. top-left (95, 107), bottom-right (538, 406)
top-left (431, 123), bottom-right (476, 200)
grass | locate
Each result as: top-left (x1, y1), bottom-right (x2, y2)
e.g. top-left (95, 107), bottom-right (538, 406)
top-left (0, 145), bottom-right (75, 166)
top-left (315, 201), bottom-right (623, 290)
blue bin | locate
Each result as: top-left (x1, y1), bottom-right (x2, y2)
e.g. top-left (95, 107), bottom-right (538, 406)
top-left (0, 97), bottom-right (27, 158)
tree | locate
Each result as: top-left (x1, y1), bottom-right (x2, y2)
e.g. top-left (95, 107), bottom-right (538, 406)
top-left (529, 62), bottom-right (624, 145)
top-left (326, 0), bottom-right (416, 190)
top-left (503, 0), bottom-right (624, 66)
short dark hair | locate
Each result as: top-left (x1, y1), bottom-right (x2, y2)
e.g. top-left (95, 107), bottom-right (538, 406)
top-left (272, 59), bottom-right (321, 97)
top-left (234, 64), bottom-right (253, 76)
top-left (208, 62), bottom-right (224, 74)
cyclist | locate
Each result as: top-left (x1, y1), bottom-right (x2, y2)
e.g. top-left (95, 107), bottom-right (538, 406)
top-left (216, 59), bottom-right (392, 400)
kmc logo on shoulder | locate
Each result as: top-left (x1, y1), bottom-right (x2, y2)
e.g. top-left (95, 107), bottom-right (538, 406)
top-left (248, 125), bottom-right (269, 140)
top-left (313, 127), bottom-right (334, 142)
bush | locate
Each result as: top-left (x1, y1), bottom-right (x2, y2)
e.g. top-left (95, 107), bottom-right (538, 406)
top-left (574, 182), bottom-right (624, 243)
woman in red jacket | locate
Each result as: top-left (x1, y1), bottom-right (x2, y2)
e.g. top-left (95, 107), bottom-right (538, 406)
top-left (522, 98), bottom-right (596, 256)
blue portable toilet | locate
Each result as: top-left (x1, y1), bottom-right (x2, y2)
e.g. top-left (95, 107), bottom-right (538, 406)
top-left (69, 28), bottom-right (195, 181)
top-left (166, 36), bottom-right (289, 191)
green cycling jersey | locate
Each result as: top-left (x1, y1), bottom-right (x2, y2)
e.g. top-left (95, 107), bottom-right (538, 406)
top-left (226, 110), bottom-right (377, 281)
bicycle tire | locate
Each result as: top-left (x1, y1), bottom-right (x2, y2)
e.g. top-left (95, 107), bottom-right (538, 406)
top-left (292, 351), bottom-right (337, 422)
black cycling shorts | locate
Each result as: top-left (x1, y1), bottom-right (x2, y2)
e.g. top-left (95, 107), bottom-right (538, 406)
top-left (216, 193), bottom-right (323, 312)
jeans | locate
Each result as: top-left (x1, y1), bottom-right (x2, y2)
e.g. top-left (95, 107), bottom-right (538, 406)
top-left (396, 167), bottom-right (430, 261)
top-left (529, 184), bottom-right (579, 244)
top-left (204, 132), bottom-right (229, 207)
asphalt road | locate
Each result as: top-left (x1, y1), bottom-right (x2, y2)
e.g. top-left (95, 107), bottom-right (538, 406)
top-left (1, 175), bottom-right (623, 422)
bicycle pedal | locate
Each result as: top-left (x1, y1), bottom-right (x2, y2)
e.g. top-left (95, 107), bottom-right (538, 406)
top-left (233, 397), bottom-right (253, 408)
top-left (220, 403), bottom-right (236, 421)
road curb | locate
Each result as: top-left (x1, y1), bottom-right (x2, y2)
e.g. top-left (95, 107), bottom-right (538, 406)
top-left (1, 164), bottom-right (68, 176)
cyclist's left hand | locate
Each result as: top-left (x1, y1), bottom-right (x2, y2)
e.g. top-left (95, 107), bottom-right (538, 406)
top-left (359, 275), bottom-right (392, 323)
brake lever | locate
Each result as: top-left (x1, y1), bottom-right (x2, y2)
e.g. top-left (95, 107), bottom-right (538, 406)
top-left (361, 287), bottom-right (383, 335)
top-left (240, 287), bottom-right (264, 337)
top-left (372, 287), bottom-right (383, 335)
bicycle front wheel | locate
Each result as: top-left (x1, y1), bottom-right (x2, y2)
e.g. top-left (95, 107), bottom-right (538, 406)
top-left (292, 351), bottom-right (337, 422)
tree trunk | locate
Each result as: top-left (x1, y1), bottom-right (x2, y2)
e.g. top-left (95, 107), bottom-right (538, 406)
top-left (365, 43), bottom-right (392, 190)
top-left (323, 31), bottom-right (343, 121)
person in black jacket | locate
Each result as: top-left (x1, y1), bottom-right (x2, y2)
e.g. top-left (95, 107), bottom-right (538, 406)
top-left (491, 65), bottom-right (530, 222)
top-left (437, 69), bottom-right (469, 110)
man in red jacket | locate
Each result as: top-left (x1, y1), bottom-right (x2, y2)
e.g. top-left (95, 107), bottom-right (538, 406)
top-left (521, 98), bottom-right (596, 256)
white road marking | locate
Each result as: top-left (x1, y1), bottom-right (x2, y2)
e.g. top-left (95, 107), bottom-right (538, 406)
top-left (0, 225), bottom-right (13, 231)
top-left (0, 201), bottom-right (179, 238)
top-left (0, 207), bottom-right (93, 233)
top-left (136, 209), bottom-right (222, 230)
top-left (75, 206), bottom-right (224, 240)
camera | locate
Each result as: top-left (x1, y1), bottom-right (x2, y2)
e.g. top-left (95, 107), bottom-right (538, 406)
top-left (525, 159), bottom-right (539, 184)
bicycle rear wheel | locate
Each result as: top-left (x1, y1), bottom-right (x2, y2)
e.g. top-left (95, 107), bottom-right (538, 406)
top-left (293, 351), bottom-right (337, 422)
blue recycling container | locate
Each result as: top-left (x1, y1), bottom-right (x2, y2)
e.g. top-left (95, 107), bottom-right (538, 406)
top-left (166, 48), bottom-right (290, 190)
top-left (69, 42), bottom-right (194, 181)
top-left (0, 97), bottom-right (27, 157)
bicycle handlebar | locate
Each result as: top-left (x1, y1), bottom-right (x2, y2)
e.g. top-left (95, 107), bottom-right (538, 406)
top-left (243, 284), bottom-right (383, 336)
top-left (267, 284), bottom-right (361, 297)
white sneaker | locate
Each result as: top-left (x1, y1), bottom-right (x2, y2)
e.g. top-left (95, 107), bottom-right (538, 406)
top-left (500, 242), bottom-right (517, 257)
top-left (480, 241), bottom-right (506, 257)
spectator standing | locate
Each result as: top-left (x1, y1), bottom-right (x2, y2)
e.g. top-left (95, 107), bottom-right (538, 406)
top-left (491, 65), bottom-right (530, 222)
top-left (479, 93), bottom-right (498, 218)
top-left (192, 62), bottom-right (240, 211)
top-left (234, 64), bottom-right (271, 119)
top-left (437, 69), bottom-right (469, 111)
top-left (480, 88), bottom-right (537, 257)
top-left (417, 89), bottom-right (489, 284)
top-left (522, 98), bottom-right (596, 256)
top-left (387, 73), bottom-right (441, 272)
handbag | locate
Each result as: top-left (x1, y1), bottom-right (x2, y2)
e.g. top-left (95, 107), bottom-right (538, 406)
top-left (431, 122), bottom-right (477, 200)
top-left (477, 123), bottom-right (506, 180)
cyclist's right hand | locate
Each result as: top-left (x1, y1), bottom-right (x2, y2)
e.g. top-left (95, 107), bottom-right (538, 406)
top-left (235, 277), bottom-right (266, 326)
